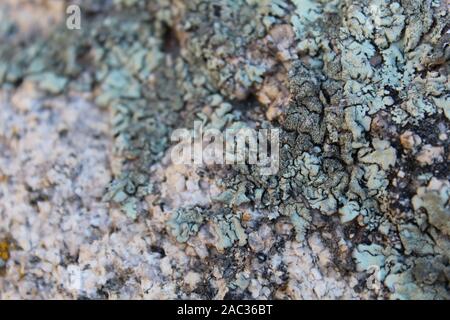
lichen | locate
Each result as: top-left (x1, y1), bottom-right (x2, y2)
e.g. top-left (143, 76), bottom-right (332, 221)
top-left (412, 178), bottom-right (450, 237)
top-left (0, 0), bottom-right (448, 300)
top-left (210, 209), bottom-right (248, 252)
top-left (167, 206), bottom-right (205, 243)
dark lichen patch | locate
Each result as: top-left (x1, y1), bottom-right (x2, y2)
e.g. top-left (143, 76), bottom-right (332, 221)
top-left (192, 280), bottom-right (219, 299)
top-left (96, 269), bottom-right (132, 299)
top-left (149, 245), bottom-right (166, 258)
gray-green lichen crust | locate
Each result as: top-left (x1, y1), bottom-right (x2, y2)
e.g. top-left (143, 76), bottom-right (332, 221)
top-left (0, 0), bottom-right (448, 299)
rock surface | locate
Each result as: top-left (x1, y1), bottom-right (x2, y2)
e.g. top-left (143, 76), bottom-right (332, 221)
top-left (0, 0), bottom-right (448, 299)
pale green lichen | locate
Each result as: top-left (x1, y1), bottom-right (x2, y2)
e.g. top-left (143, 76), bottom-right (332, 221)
top-left (352, 244), bottom-right (386, 275)
top-left (398, 223), bottom-right (435, 256)
top-left (103, 172), bottom-right (152, 219)
top-left (210, 210), bottom-right (248, 252)
top-left (168, 206), bottom-right (205, 243)
top-left (412, 178), bottom-right (450, 237)
top-left (339, 200), bottom-right (361, 223)
top-left (359, 139), bottom-right (397, 171)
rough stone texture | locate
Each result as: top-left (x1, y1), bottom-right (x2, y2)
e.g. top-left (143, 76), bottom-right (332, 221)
top-left (0, 0), bottom-right (449, 299)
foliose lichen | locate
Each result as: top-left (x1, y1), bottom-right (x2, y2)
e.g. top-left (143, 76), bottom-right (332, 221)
top-left (1, 0), bottom-right (448, 299)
